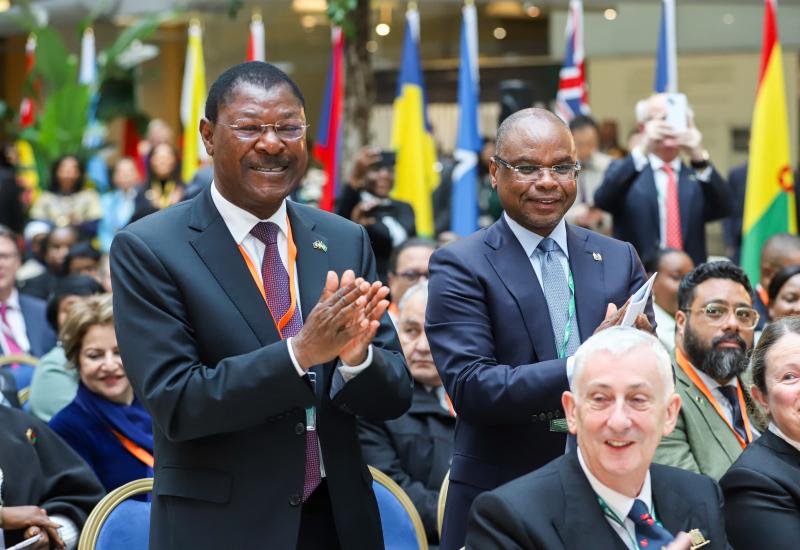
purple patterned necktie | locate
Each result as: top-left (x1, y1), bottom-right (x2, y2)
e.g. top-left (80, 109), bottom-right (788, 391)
top-left (250, 221), bottom-right (321, 501)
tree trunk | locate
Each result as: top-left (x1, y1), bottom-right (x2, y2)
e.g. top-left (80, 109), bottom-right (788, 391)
top-left (343, 0), bottom-right (374, 159)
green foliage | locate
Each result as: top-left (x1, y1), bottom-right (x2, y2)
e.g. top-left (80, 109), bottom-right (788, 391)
top-left (327, 0), bottom-right (358, 38)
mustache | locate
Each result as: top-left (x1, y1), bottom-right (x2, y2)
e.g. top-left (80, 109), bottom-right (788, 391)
top-left (711, 333), bottom-right (747, 350)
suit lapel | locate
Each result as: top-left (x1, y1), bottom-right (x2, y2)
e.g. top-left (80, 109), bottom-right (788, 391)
top-left (675, 366), bottom-right (742, 462)
top-left (651, 467), bottom-right (702, 537)
top-left (188, 188), bottom-right (280, 346)
top-left (484, 218), bottom-right (557, 360)
top-left (566, 225), bottom-right (606, 342)
top-left (286, 202), bottom-right (329, 322)
top-left (678, 166), bottom-right (695, 238)
top-left (642, 165), bottom-right (660, 227)
top-left (559, 454), bottom-right (630, 550)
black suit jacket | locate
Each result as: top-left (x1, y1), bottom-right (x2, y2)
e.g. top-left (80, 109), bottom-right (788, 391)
top-left (110, 188), bottom-right (412, 550)
top-left (594, 154), bottom-right (731, 266)
top-left (720, 429), bottom-right (800, 548)
top-left (467, 452), bottom-right (729, 550)
top-left (426, 217), bottom-right (652, 550)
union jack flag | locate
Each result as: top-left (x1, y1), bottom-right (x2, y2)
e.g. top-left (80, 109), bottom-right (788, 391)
top-left (556, 0), bottom-right (590, 122)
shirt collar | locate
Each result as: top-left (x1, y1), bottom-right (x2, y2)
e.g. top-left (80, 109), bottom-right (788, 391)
top-left (689, 361), bottom-right (739, 393)
top-left (4, 288), bottom-right (21, 310)
top-left (503, 213), bottom-right (569, 259)
top-left (577, 447), bottom-right (652, 522)
top-left (769, 422), bottom-right (800, 453)
top-left (211, 181), bottom-right (289, 245)
top-left (648, 153), bottom-right (682, 174)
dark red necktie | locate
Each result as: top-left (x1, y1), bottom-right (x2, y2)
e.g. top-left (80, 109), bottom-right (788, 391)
top-left (250, 221), bottom-right (321, 501)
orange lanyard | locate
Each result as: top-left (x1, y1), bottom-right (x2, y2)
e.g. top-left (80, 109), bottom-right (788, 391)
top-left (112, 430), bottom-right (155, 468)
top-left (675, 347), bottom-right (753, 448)
top-left (757, 285), bottom-right (769, 307)
top-left (237, 217), bottom-right (299, 337)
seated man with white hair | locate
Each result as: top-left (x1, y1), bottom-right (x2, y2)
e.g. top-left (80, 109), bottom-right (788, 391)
top-left (466, 327), bottom-right (729, 550)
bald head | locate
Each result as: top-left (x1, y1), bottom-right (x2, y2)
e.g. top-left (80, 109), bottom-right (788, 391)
top-left (760, 233), bottom-right (800, 288)
top-left (495, 108), bottom-right (571, 157)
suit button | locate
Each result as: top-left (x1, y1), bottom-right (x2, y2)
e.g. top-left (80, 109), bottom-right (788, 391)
top-left (289, 494), bottom-right (301, 506)
top-left (295, 422), bottom-right (305, 435)
top-left (539, 413), bottom-right (547, 421)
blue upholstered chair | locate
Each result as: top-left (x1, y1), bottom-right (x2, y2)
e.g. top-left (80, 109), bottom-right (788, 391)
top-left (369, 465), bottom-right (428, 550)
top-left (0, 353), bottom-right (39, 391)
top-left (78, 477), bottom-right (152, 550)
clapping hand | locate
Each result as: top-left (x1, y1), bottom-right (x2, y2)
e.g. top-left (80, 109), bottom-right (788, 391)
top-left (2, 506), bottom-right (65, 549)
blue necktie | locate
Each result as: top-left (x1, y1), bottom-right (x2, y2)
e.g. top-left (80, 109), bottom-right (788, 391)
top-left (628, 499), bottom-right (674, 550)
top-left (535, 237), bottom-right (579, 357)
top-left (718, 385), bottom-right (748, 442)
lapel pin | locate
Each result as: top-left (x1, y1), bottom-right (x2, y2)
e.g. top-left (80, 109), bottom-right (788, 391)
top-left (688, 528), bottom-right (710, 549)
top-left (313, 240), bottom-right (328, 253)
top-left (26, 428), bottom-right (37, 445)
top-left (592, 252), bottom-right (603, 261)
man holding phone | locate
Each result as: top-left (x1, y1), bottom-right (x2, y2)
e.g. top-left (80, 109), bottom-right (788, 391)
top-left (336, 147), bottom-right (417, 280)
top-left (594, 93), bottom-right (731, 266)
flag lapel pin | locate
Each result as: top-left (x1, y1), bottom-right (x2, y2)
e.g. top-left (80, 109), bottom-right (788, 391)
top-left (592, 252), bottom-right (603, 261)
top-left (313, 240), bottom-right (328, 253)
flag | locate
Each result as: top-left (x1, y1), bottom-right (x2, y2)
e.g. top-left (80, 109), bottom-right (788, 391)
top-left (391, 6), bottom-right (438, 238)
top-left (653, 0), bottom-right (678, 93)
top-left (741, 0), bottom-right (796, 283)
top-left (556, 0), bottom-right (589, 121)
top-left (16, 34), bottom-right (39, 203)
top-left (451, 1), bottom-right (481, 236)
top-left (79, 27), bottom-right (109, 191)
top-left (313, 27), bottom-right (344, 213)
top-left (247, 11), bottom-right (265, 62)
top-left (180, 20), bottom-right (208, 183)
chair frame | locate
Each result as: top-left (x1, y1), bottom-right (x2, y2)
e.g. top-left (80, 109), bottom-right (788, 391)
top-left (0, 353), bottom-right (40, 368)
top-left (78, 477), bottom-right (153, 550)
top-left (437, 469), bottom-right (449, 540)
top-left (369, 465), bottom-right (429, 550)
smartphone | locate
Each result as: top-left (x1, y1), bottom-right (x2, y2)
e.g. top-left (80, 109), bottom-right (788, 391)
top-left (377, 151), bottom-right (396, 168)
top-left (665, 93), bottom-right (688, 133)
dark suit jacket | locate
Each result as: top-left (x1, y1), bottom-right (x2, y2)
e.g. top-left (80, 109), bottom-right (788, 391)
top-left (19, 292), bottom-right (57, 357)
top-left (358, 381), bottom-right (455, 542)
top-left (335, 185), bottom-right (417, 279)
top-left (425, 217), bottom-right (652, 550)
top-left (720, 429), bottom-right (800, 548)
top-left (110, 188), bottom-right (413, 550)
top-left (0, 405), bottom-right (105, 547)
top-left (722, 162), bottom-right (747, 263)
top-left (594, 154), bottom-right (731, 266)
top-left (0, 368), bottom-right (20, 407)
top-left (467, 452), bottom-right (729, 550)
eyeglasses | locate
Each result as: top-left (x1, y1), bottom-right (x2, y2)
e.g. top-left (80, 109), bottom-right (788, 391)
top-left (682, 303), bottom-right (760, 329)
top-left (221, 119), bottom-right (310, 141)
top-left (395, 270), bottom-right (429, 283)
top-left (493, 156), bottom-right (581, 183)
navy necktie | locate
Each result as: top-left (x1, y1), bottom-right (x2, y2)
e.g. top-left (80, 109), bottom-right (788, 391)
top-left (718, 385), bottom-right (748, 442)
top-left (628, 499), bottom-right (674, 550)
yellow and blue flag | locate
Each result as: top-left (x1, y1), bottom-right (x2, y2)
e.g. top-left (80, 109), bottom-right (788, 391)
top-left (391, 5), bottom-right (438, 238)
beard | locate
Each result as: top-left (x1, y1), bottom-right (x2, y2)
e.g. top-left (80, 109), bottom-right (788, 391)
top-left (683, 325), bottom-right (750, 383)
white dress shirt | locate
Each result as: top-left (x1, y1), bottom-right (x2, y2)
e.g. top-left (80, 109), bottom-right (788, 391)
top-left (578, 448), bottom-right (654, 550)
top-left (0, 289), bottom-right (31, 355)
top-left (768, 423), bottom-right (800, 452)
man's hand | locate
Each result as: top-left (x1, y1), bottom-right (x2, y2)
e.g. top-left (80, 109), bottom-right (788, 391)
top-left (350, 200), bottom-right (379, 227)
top-left (348, 147), bottom-right (381, 190)
top-left (339, 279), bottom-right (391, 365)
top-left (676, 116), bottom-right (706, 162)
top-left (642, 119), bottom-right (676, 153)
top-left (292, 270), bottom-right (369, 370)
top-left (664, 532), bottom-right (693, 550)
top-left (593, 300), bottom-right (630, 334)
top-left (2, 506), bottom-right (64, 549)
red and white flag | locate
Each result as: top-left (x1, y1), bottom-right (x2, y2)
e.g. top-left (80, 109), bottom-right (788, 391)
top-left (247, 12), bottom-right (265, 61)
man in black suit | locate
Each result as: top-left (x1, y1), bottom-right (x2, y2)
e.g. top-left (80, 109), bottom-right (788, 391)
top-left (594, 93), bottom-right (731, 267)
top-left (111, 62), bottom-right (412, 550)
top-left (467, 327), bottom-right (729, 550)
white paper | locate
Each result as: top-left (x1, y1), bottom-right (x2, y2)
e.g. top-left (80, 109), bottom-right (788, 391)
top-left (621, 272), bottom-right (657, 327)
top-left (7, 535), bottom-right (42, 550)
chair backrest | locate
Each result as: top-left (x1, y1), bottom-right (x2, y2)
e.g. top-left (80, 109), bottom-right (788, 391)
top-left (78, 477), bottom-right (153, 550)
top-left (437, 469), bottom-right (450, 540)
top-left (369, 465), bottom-right (428, 550)
top-left (0, 354), bottom-right (39, 390)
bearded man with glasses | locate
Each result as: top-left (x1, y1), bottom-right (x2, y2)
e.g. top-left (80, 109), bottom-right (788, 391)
top-left (426, 108), bottom-right (655, 550)
top-left (655, 261), bottom-right (760, 480)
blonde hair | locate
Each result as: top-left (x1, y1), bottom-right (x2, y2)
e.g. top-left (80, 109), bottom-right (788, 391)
top-left (60, 294), bottom-right (114, 369)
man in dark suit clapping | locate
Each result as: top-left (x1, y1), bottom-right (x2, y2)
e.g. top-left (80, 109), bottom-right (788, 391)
top-left (111, 62), bottom-right (412, 550)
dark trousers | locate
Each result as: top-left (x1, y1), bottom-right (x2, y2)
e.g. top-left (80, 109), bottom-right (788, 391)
top-left (296, 480), bottom-right (341, 550)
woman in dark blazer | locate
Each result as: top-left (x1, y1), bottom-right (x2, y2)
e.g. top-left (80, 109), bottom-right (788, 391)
top-left (720, 316), bottom-right (800, 547)
top-left (49, 294), bottom-right (153, 492)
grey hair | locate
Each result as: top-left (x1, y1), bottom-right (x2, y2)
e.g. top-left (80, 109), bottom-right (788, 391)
top-left (398, 281), bottom-right (428, 314)
top-left (572, 326), bottom-right (674, 399)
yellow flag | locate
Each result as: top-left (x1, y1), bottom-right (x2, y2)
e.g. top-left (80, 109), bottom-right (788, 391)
top-left (180, 20), bottom-right (208, 183)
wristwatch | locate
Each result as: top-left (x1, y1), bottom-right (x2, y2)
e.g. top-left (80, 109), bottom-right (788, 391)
top-left (690, 150), bottom-right (710, 170)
